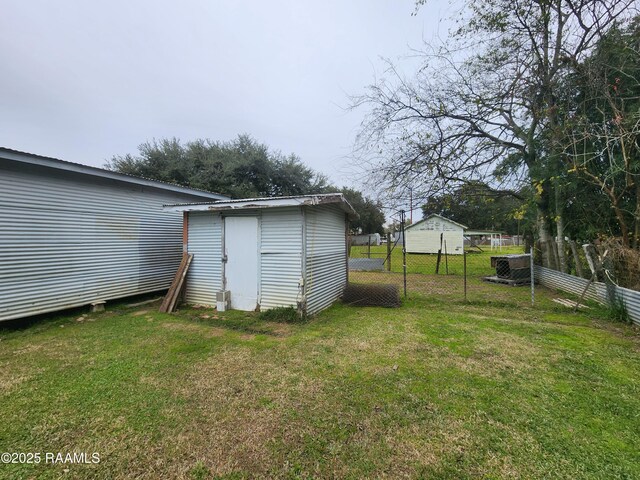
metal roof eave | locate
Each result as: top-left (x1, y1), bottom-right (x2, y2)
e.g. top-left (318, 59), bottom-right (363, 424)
top-left (164, 193), bottom-right (359, 220)
top-left (466, 230), bottom-right (505, 236)
top-left (406, 213), bottom-right (468, 231)
top-left (0, 147), bottom-right (228, 200)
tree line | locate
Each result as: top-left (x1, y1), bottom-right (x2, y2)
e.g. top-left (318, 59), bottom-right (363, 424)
top-left (106, 134), bottom-right (386, 235)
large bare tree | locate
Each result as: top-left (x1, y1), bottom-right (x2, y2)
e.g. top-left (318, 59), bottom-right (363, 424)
top-left (352, 0), bottom-right (635, 266)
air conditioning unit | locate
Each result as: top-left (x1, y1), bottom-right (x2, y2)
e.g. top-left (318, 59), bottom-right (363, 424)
top-left (216, 290), bottom-right (230, 311)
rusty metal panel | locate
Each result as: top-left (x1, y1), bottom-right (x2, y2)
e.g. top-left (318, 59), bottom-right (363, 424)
top-left (165, 194), bottom-right (357, 220)
top-left (304, 204), bottom-right (347, 315)
top-left (259, 207), bottom-right (303, 310)
top-left (185, 212), bottom-right (223, 306)
top-left (0, 156), bottom-right (224, 322)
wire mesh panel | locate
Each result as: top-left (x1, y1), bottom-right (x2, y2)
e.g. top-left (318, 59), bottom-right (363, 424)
top-left (342, 282), bottom-right (401, 307)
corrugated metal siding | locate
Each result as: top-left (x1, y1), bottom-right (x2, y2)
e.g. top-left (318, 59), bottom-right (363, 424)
top-left (0, 161), bottom-right (218, 321)
top-left (185, 212), bottom-right (223, 305)
top-left (305, 205), bottom-right (347, 315)
top-left (535, 266), bottom-right (640, 326)
top-left (259, 208), bottom-right (303, 310)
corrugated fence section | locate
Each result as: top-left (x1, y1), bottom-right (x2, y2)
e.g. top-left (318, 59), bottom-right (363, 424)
top-left (535, 266), bottom-right (640, 326)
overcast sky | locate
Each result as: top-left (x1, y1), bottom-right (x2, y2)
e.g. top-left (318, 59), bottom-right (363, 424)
top-left (0, 0), bottom-right (452, 187)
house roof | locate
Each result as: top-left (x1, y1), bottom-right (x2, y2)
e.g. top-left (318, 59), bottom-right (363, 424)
top-left (164, 193), bottom-right (358, 220)
top-left (0, 147), bottom-right (228, 200)
top-left (406, 214), bottom-right (468, 231)
top-left (465, 229), bottom-right (505, 236)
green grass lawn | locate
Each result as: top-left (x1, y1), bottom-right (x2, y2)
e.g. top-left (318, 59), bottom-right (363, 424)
top-left (1, 286), bottom-right (639, 479)
top-left (350, 245), bottom-right (526, 277)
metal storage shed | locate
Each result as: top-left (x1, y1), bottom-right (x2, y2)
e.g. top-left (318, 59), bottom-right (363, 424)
top-left (0, 147), bottom-right (228, 322)
top-left (164, 194), bottom-right (358, 315)
top-left (405, 214), bottom-right (467, 255)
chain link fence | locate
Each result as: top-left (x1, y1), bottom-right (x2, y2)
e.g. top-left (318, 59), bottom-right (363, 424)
top-left (346, 211), bottom-right (535, 308)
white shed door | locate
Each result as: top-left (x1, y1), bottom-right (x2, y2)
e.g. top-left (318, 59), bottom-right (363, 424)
top-left (224, 216), bottom-right (259, 311)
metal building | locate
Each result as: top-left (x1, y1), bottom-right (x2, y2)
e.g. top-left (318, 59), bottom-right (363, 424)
top-left (350, 233), bottom-right (381, 246)
top-left (405, 214), bottom-right (467, 255)
top-left (0, 148), bottom-right (227, 322)
top-left (165, 194), bottom-right (357, 315)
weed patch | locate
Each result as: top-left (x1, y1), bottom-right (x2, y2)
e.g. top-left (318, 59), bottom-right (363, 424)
top-left (259, 306), bottom-right (304, 323)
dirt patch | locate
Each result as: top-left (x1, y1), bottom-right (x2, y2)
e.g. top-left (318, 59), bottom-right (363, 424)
top-left (161, 322), bottom-right (207, 333)
top-left (133, 310), bottom-right (150, 316)
top-left (207, 327), bottom-right (226, 338)
top-left (262, 322), bottom-right (293, 337)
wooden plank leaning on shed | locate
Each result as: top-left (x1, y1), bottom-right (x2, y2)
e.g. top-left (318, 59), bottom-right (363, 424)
top-left (159, 253), bottom-right (193, 313)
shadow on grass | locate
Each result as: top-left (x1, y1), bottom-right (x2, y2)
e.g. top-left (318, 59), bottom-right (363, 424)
top-left (180, 307), bottom-right (293, 337)
top-left (0, 305), bottom-right (88, 333)
top-left (0, 291), bottom-right (167, 334)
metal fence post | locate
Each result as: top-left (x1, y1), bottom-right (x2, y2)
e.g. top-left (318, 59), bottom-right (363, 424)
top-left (386, 233), bottom-right (391, 271)
top-left (400, 210), bottom-right (407, 298)
top-left (463, 249), bottom-right (467, 301)
top-left (530, 247), bottom-right (535, 305)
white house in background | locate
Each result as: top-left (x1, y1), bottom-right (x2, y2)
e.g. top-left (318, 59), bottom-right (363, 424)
top-left (0, 147), bottom-right (228, 322)
top-left (405, 214), bottom-right (467, 255)
top-left (164, 194), bottom-right (358, 315)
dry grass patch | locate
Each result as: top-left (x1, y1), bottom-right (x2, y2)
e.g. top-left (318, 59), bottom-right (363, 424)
top-left (167, 346), bottom-right (324, 477)
top-left (428, 324), bottom-right (547, 378)
top-left (0, 374), bottom-right (32, 394)
top-left (160, 321), bottom-right (227, 339)
top-left (2, 287), bottom-right (640, 479)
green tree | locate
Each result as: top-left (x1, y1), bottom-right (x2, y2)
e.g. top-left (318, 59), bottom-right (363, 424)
top-left (562, 18), bottom-right (640, 248)
top-left (106, 135), bottom-right (330, 198)
top-left (108, 135), bottom-right (386, 233)
top-left (340, 188), bottom-right (386, 235)
top-left (420, 182), bottom-right (531, 234)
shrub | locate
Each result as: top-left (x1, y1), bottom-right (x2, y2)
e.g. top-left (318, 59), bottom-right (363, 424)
top-left (607, 294), bottom-right (631, 324)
